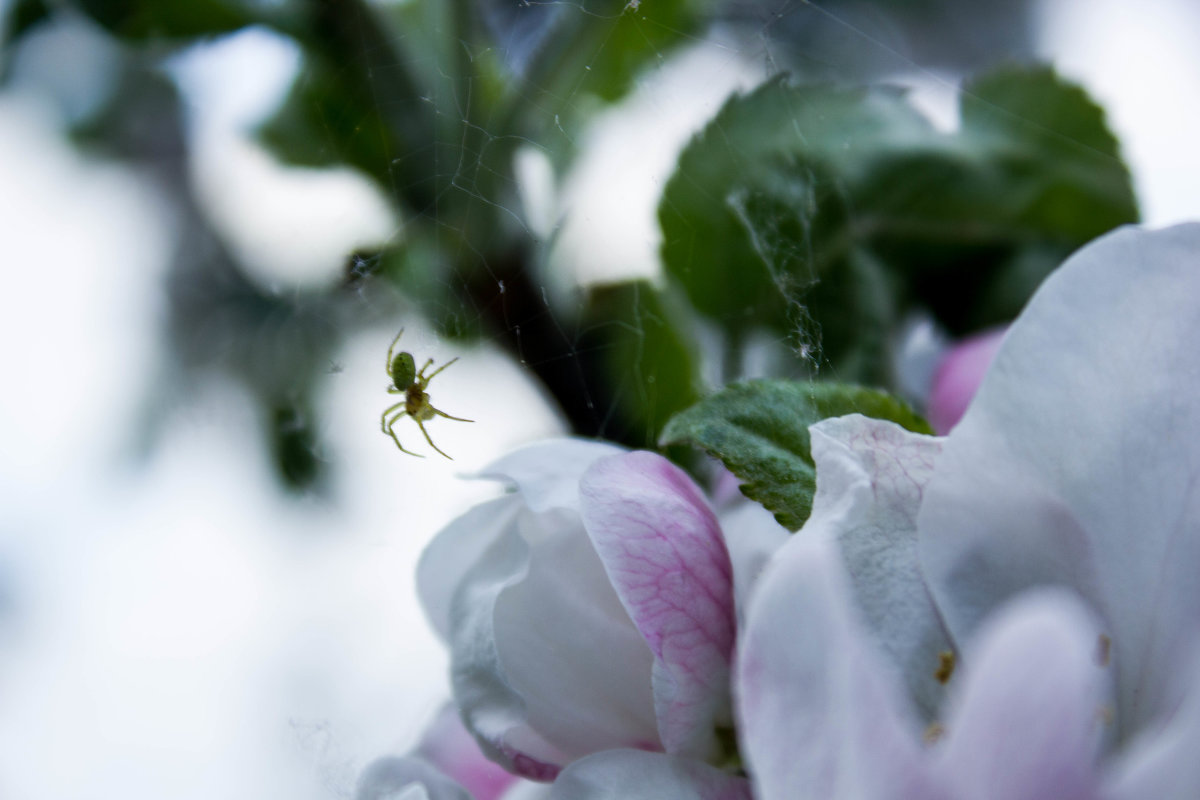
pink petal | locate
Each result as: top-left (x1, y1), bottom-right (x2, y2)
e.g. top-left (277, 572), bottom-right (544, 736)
top-left (416, 705), bottom-right (520, 800)
top-left (935, 590), bottom-right (1109, 800)
top-left (580, 452), bottom-right (736, 760)
top-left (926, 326), bottom-right (1006, 434)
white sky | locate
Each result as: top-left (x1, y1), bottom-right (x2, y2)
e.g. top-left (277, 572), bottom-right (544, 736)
top-left (1, 2), bottom-right (1198, 797)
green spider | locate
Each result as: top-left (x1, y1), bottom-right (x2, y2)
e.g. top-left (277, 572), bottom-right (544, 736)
top-left (380, 329), bottom-right (473, 459)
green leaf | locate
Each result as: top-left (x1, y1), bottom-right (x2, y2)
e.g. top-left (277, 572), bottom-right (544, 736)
top-left (659, 77), bottom-right (932, 356)
top-left (661, 67), bottom-right (1139, 350)
top-left (74, 0), bottom-right (258, 39)
top-left (257, 55), bottom-right (396, 178)
top-left (859, 65), bottom-right (1139, 332)
top-left (661, 380), bottom-right (932, 530)
top-left (520, 0), bottom-right (708, 108)
top-left (961, 64), bottom-right (1138, 241)
top-left (582, 280), bottom-right (704, 448)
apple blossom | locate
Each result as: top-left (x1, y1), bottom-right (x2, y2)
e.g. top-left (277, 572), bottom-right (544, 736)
top-left (416, 438), bottom-right (784, 784)
top-left (736, 223), bottom-right (1200, 799)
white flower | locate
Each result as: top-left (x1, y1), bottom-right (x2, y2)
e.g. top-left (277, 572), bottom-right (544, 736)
top-left (417, 439), bottom-right (782, 783)
top-left (737, 223), bottom-right (1200, 799)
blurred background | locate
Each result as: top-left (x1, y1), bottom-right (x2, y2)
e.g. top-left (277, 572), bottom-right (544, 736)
top-left (0, 0), bottom-right (1197, 796)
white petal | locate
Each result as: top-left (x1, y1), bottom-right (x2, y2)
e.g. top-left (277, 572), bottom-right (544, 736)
top-left (919, 223), bottom-right (1200, 733)
top-left (480, 439), bottom-right (625, 513)
top-left (934, 591), bottom-right (1109, 800)
top-left (418, 496), bottom-right (523, 641)
top-left (1104, 650), bottom-right (1200, 800)
top-left (716, 499), bottom-right (789, 623)
top-left (500, 782), bottom-right (554, 800)
top-left (356, 757), bottom-right (474, 800)
top-left (806, 414), bottom-right (953, 719)
top-left (737, 536), bottom-right (938, 800)
top-left (550, 750), bottom-right (751, 800)
top-left (451, 505), bottom-right (658, 777)
top-left (580, 452), bottom-right (736, 759)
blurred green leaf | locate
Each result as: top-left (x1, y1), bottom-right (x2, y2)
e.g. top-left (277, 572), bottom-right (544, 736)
top-left (520, 0), bottom-right (709, 109)
top-left (73, 0), bottom-right (259, 39)
top-left (258, 55), bottom-right (396, 178)
top-left (271, 399), bottom-right (322, 492)
top-left (661, 380), bottom-right (931, 530)
top-left (581, 280), bottom-right (704, 447)
top-left (2, 0), bottom-right (51, 50)
top-left (661, 66), bottom-right (1138, 357)
top-left (859, 65), bottom-right (1138, 332)
top-left (660, 77), bottom-right (930, 373)
top-left (963, 64), bottom-right (1134, 240)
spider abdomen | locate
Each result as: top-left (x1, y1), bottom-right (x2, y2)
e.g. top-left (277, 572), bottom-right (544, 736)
top-left (391, 352), bottom-right (417, 388)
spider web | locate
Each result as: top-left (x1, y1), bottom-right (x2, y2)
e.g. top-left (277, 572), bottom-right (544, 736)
top-left (208, 0), bottom-right (1047, 456)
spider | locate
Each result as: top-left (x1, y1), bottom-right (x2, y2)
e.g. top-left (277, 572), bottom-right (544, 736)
top-left (380, 329), bottom-right (473, 459)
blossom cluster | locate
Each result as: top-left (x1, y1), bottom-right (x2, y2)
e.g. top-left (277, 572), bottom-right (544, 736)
top-left (360, 224), bottom-right (1200, 799)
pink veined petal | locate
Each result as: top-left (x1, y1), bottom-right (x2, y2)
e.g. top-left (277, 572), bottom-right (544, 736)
top-left (926, 327), bottom-right (1006, 435)
top-left (933, 590), bottom-right (1109, 800)
top-left (550, 750), bottom-right (752, 800)
top-left (919, 223), bottom-right (1200, 737)
top-left (416, 705), bottom-right (521, 800)
top-left (806, 414), bottom-right (953, 720)
top-left (580, 451), bottom-right (737, 760)
top-left (737, 536), bottom-right (939, 800)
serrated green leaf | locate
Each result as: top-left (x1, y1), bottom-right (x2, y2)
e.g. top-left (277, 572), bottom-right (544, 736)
top-left (661, 380), bottom-right (932, 530)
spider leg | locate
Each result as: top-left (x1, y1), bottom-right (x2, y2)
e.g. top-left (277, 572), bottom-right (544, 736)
top-left (419, 356), bottom-right (459, 385)
top-left (414, 357), bottom-right (435, 382)
top-left (382, 407), bottom-right (425, 457)
top-left (414, 417), bottom-right (453, 460)
top-left (430, 405), bottom-right (474, 423)
top-left (385, 328), bottom-right (405, 371)
top-left (380, 401), bottom-right (405, 432)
